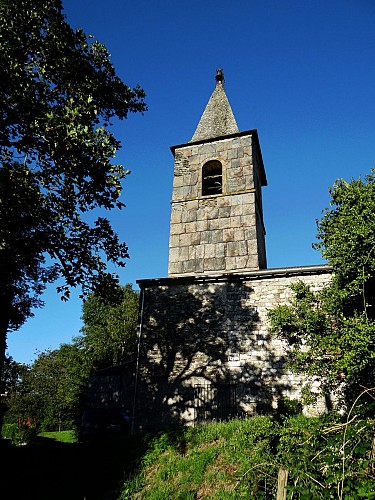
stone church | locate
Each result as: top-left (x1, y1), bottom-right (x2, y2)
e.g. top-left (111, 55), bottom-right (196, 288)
top-left (132, 70), bottom-right (331, 432)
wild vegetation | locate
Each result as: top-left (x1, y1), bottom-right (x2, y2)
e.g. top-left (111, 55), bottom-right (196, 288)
top-left (120, 409), bottom-right (375, 499)
top-left (2, 408), bottom-right (374, 499)
top-left (0, 0), bottom-right (146, 430)
top-left (2, 284), bottom-right (139, 433)
top-left (268, 170), bottom-right (375, 408)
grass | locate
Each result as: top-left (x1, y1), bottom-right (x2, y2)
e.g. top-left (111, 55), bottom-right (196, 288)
top-left (119, 414), bottom-right (375, 499)
top-left (2, 413), bottom-right (374, 498)
top-left (38, 429), bottom-right (77, 443)
top-left (121, 417), bottom-right (280, 499)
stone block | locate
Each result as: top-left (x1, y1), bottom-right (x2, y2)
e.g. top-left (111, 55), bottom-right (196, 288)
top-left (185, 221), bottom-right (197, 234)
top-left (243, 145), bottom-right (252, 157)
top-left (232, 194), bottom-right (246, 205)
top-left (181, 210), bottom-right (197, 223)
top-left (173, 175), bottom-right (186, 188)
top-left (231, 204), bottom-right (244, 217)
top-left (169, 235), bottom-right (180, 248)
top-left (233, 228), bottom-right (245, 241)
top-left (200, 231), bottom-right (211, 244)
top-left (182, 259), bottom-right (203, 273)
top-left (179, 233), bottom-right (191, 246)
top-left (227, 178), bottom-right (241, 192)
top-left (168, 262), bottom-right (182, 274)
top-left (229, 216), bottom-right (243, 228)
top-left (230, 159), bottom-right (241, 169)
top-left (196, 220), bottom-right (208, 232)
top-left (218, 217), bottom-right (232, 230)
top-left (218, 206), bottom-right (231, 218)
top-left (226, 240), bottom-right (247, 257)
top-left (188, 153), bottom-right (199, 166)
top-left (217, 197), bottom-right (231, 207)
top-left (185, 185), bottom-right (196, 198)
top-left (242, 203), bottom-right (255, 216)
top-left (195, 245), bottom-right (205, 259)
top-left (206, 208), bottom-right (219, 220)
top-left (247, 239), bottom-right (258, 254)
top-left (223, 228), bottom-right (235, 242)
top-left (216, 243), bottom-right (226, 257)
top-left (246, 255), bottom-right (259, 268)
top-left (170, 223), bottom-right (184, 235)
top-left (204, 244), bottom-right (217, 258)
top-left (180, 246), bottom-right (190, 260)
top-left (188, 199), bottom-right (199, 211)
top-left (170, 209), bottom-right (182, 224)
top-left (168, 247), bottom-right (179, 263)
top-left (208, 218), bottom-right (219, 230)
top-left (172, 186), bottom-right (184, 200)
top-left (244, 175), bottom-right (255, 190)
top-left (188, 246), bottom-right (196, 260)
top-left (242, 214), bottom-right (256, 227)
top-left (190, 232), bottom-right (201, 245)
top-left (204, 257), bottom-right (226, 271)
top-left (198, 143), bottom-right (216, 155)
top-left (235, 255), bottom-right (249, 268)
top-left (210, 229), bottom-right (223, 244)
top-left (228, 149), bottom-right (238, 161)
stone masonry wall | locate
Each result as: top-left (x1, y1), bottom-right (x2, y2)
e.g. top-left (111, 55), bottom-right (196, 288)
top-left (135, 266), bottom-right (331, 432)
top-left (168, 132), bottom-right (266, 276)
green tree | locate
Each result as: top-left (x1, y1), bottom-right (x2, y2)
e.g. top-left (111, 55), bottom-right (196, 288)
top-left (1, 356), bottom-right (29, 424)
top-left (30, 344), bottom-right (90, 431)
top-left (5, 344), bottom-right (90, 431)
top-left (268, 170), bottom-right (375, 407)
top-left (79, 283), bottom-right (139, 370)
top-left (0, 0), bottom-right (146, 425)
top-left (4, 283), bottom-right (139, 431)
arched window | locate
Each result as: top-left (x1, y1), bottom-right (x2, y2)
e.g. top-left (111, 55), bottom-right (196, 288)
top-left (202, 160), bottom-right (222, 196)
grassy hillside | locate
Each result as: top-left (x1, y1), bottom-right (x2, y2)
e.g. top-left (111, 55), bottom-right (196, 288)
top-left (120, 414), bottom-right (375, 499)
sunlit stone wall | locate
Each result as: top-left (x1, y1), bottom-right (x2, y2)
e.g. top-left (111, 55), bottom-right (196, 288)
top-left (135, 265), bottom-right (331, 432)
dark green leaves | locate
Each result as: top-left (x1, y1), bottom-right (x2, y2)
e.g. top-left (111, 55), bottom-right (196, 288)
top-left (0, 0), bottom-right (146, 332)
top-left (79, 284), bottom-right (139, 370)
top-left (269, 169), bottom-right (375, 407)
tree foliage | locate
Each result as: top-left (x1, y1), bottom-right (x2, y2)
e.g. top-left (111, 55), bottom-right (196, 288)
top-left (4, 344), bottom-right (90, 431)
top-left (268, 170), bottom-right (375, 406)
top-left (3, 284), bottom-right (139, 431)
top-left (0, 0), bottom-right (146, 420)
top-left (0, 0), bottom-right (146, 334)
top-left (78, 283), bottom-right (139, 370)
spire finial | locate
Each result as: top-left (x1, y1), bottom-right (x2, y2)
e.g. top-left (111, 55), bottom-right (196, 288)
top-left (215, 68), bottom-right (224, 85)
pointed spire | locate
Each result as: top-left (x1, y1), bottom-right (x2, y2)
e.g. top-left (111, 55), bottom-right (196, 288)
top-left (191, 69), bottom-right (239, 142)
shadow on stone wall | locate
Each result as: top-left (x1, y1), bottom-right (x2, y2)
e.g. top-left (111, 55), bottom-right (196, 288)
top-left (135, 281), bottom-right (293, 431)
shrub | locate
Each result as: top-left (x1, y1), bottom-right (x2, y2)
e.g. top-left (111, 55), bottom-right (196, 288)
top-left (2, 422), bottom-right (37, 446)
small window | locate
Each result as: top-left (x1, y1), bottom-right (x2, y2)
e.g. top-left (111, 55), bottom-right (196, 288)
top-left (202, 160), bottom-right (222, 196)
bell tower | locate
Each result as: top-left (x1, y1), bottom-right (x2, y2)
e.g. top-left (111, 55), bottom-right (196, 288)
top-left (168, 70), bottom-right (267, 276)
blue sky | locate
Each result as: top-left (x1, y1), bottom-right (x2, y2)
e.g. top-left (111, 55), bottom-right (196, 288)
top-left (7, 0), bottom-right (375, 364)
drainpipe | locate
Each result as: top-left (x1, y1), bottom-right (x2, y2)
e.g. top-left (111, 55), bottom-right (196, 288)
top-left (131, 286), bottom-right (145, 434)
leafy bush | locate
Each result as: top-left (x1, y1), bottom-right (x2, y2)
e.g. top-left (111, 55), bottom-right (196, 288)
top-left (2, 422), bottom-right (37, 446)
top-left (277, 414), bottom-right (375, 499)
top-left (277, 398), bottom-right (303, 419)
top-left (120, 413), bottom-right (375, 499)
